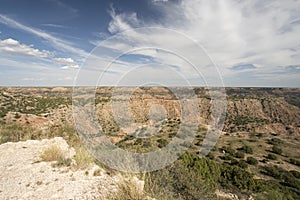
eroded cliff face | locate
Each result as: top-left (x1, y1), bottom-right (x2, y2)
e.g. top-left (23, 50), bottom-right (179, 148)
top-left (1, 87), bottom-right (300, 137)
top-left (224, 97), bottom-right (300, 134)
top-left (95, 87), bottom-right (300, 136)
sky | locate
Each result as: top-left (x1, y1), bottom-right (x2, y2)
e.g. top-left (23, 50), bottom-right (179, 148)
top-left (0, 0), bottom-right (300, 87)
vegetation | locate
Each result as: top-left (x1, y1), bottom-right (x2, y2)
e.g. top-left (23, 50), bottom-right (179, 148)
top-left (267, 153), bottom-right (277, 160)
top-left (40, 145), bottom-right (64, 162)
top-left (272, 146), bottom-right (283, 155)
top-left (289, 158), bottom-right (300, 167)
top-left (1, 87), bottom-right (300, 199)
top-left (108, 177), bottom-right (144, 200)
top-left (238, 145), bottom-right (253, 154)
top-left (247, 157), bottom-right (258, 165)
top-left (73, 146), bottom-right (94, 169)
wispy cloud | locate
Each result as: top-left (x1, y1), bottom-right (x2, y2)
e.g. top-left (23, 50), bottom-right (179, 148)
top-left (0, 14), bottom-right (88, 57)
top-left (107, 5), bottom-right (140, 34)
top-left (231, 64), bottom-right (257, 71)
top-left (90, 0), bottom-right (300, 87)
top-left (47, 0), bottom-right (78, 14)
top-left (41, 23), bottom-right (71, 29)
top-left (0, 38), bottom-right (51, 58)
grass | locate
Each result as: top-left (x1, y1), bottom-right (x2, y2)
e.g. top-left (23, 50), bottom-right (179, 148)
top-left (107, 176), bottom-right (145, 200)
top-left (40, 145), bottom-right (64, 162)
top-left (73, 146), bottom-right (94, 169)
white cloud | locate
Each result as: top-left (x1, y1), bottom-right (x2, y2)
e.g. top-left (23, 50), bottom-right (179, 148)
top-left (55, 57), bottom-right (79, 70)
top-left (107, 6), bottom-right (140, 34)
top-left (0, 38), bottom-right (50, 58)
top-left (53, 57), bottom-right (75, 64)
top-left (0, 14), bottom-right (88, 57)
top-left (90, 0), bottom-right (300, 87)
top-left (61, 64), bottom-right (79, 70)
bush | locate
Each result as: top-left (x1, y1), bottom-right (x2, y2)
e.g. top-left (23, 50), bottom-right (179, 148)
top-left (290, 170), bottom-right (300, 179)
top-left (272, 146), bottom-right (282, 155)
top-left (145, 152), bottom-right (219, 200)
top-left (261, 165), bottom-right (283, 179)
top-left (230, 158), bottom-right (239, 165)
top-left (247, 157), bottom-right (258, 165)
top-left (267, 154), bottom-right (277, 160)
top-left (239, 145), bottom-right (253, 154)
top-left (220, 164), bottom-right (262, 191)
top-left (220, 155), bottom-right (234, 161)
top-left (262, 165), bottom-right (300, 191)
top-left (238, 160), bottom-right (248, 169)
top-left (234, 151), bottom-right (245, 159)
top-left (289, 158), bottom-right (300, 167)
top-left (268, 138), bottom-right (283, 145)
top-left (221, 146), bottom-right (235, 155)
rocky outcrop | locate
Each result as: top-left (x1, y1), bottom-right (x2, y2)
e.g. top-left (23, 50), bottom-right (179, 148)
top-left (0, 137), bottom-right (119, 199)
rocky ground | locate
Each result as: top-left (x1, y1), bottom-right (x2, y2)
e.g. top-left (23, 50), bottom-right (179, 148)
top-left (0, 137), bottom-right (120, 200)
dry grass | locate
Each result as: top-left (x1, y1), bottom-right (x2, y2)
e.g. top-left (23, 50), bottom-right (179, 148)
top-left (107, 176), bottom-right (145, 200)
top-left (73, 146), bottom-right (94, 170)
top-left (40, 145), bottom-right (64, 162)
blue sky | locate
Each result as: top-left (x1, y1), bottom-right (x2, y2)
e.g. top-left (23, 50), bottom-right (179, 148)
top-left (0, 0), bottom-right (300, 87)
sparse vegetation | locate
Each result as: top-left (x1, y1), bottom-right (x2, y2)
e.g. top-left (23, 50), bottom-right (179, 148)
top-left (289, 158), bottom-right (300, 167)
top-left (272, 146), bottom-right (283, 155)
top-left (40, 145), bottom-right (64, 162)
top-left (1, 87), bottom-right (300, 199)
top-left (108, 177), bottom-right (144, 200)
top-left (247, 157), bottom-right (258, 165)
top-left (267, 153), bottom-right (277, 160)
top-left (73, 146), bottom-right (94, 169)
top-left (239, 145), bottom-right (253, 154)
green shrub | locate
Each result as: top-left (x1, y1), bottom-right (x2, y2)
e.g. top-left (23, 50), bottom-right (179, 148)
top-left (272, 146), bottom-right (282, 155)
top-left (221, 146), bottom-right (235, 155)
top-left (290, 170), bottom-right (300, 179)
top-left (220, 164), bottom-right (262, 191)
top-left (239, 145), bottom-right (253, 154)
top-left (267, 153), bottom-right (277, 160)
top-left (145, 153), bottom-right (219, 200)
top-left (220, 155), bottom-right (234, 161)
top-left (238, 160), bottom-right (248, 169)
top-left (247, 157), bottom-right (258, 165)
top-left (261, 166), bottom-right (300, 191)
top-left (268, 138), bottom-right (283, 145)
top-left (234, 151), bottom-right (245, 159)
top-left (261, 165), bottom-right (283, 179)
top-left (289, 158), bottom-right (300, 167)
